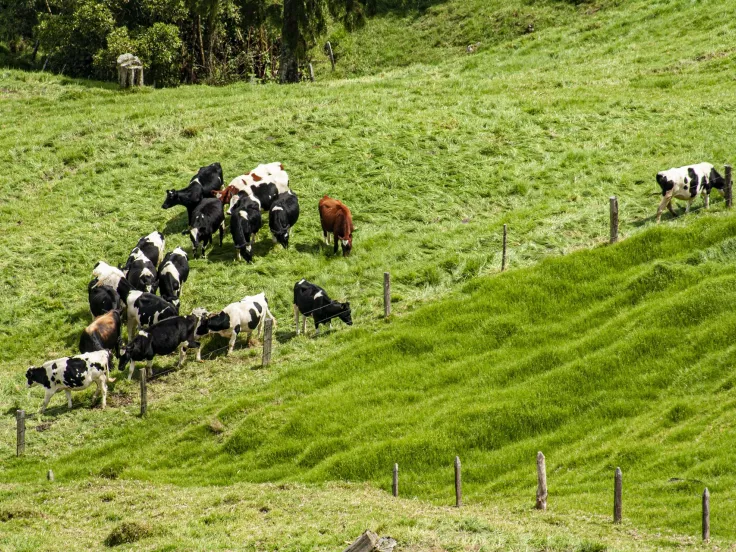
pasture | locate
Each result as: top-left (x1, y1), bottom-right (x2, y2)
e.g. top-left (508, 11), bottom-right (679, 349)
top-left (2, 0), bottom-right (736, 548)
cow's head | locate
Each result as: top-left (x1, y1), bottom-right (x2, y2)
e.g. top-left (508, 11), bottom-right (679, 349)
top-left (273, 227), bottom-right (290, 248)
top-left (191, 308), bottom-right (210, 337)
top-left (340, 233), bottom-right (353, 257)
top-left (139, 271), bottom-right (157, 294)
top-left (25, 366), bottom-right (49, 388)
top-left (710, 169), bottom-right (727, 197)
top-left (162, 190), bottom-right (178, 209)
top-left (338, 302), bottom-right (353, 326)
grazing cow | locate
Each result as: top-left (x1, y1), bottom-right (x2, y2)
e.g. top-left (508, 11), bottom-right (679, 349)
top-left (157, 247), bottom-right (189, 303)
top-left (269, 191), bottom-right (300, 248)
top-left (656, 162), bottom-right (726, 223)
top-left (162, 180), bottom-right (204, 225)
top-left (126, 290), bottom-right (179, 342)
top-left (193, 292), bottom-right (276, 361)
top-left (318, 195), bottom-right (355, 257)
top-left (26, 349), bottom-right (114, 413)
top-left (88, 278), bottom-right (121, 317)
top-left (123, 247), bottom-right (158, 294)
top-left (92, 262), bottom-right (133, 302)
top-left (126, 231), bottom-right (166, 268)
top-left (227, 180), bottom-right (280, 214)
top-left (119, 314), bottom-right (202, 379)
top-left (79, 310), bottom-right (122, 358)
top-left (212, 185), bottom-right (242, 209)
top-left (230, 195), bottom-right (263, 262)
top-left (293, 279), bottom-right (352, 335)
top-left (190, 162), bottom-right (223, 195)
top-left (185, 198), bottom-right (225, 258)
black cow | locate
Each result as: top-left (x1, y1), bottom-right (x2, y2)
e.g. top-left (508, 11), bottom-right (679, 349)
top-left (191, 162), bottom-right (223, 195)
top-left (230, 195), bottom-right (263, 262)
top-left (88, 278), bottom-right (121, 317)
top-left (125, 290), bottom-right (179, 343)
top-left (122, 247), bottom-right (158, 294)
top-left (162, 181), bottom-right (204, 225)
top-left (269, 191), bottom-right (300, 248)
top-left (119, 314), bottom-right (202, 379)
top-left (158, 247), bottom-right (189, 303)
top-left (79, 310), bottom-right (122, 358)
top-left (293, 279), bottom-right (352, 335)
top-left (184, 198), bottom-right (225, 258)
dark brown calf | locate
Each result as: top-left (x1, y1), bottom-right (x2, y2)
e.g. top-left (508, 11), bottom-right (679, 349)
top-left (319, 195), bottom-right (354, 256)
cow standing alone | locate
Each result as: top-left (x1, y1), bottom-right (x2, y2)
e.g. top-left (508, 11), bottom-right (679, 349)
top-left (318, 195), bottom-right (354, 256)
top-left (269, 191), bottom-right (300, 248)
top-left (656, 162), bottom-right (726, 223)
top-left (293, 279), bottom-right (352, 335)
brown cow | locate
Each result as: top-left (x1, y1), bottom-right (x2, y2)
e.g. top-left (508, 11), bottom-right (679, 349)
top-left (319, 195), bottom-right (354, 257)
top-left (79, 310), bottom-right (122, 358)
top-left (211, 185), bottom-right (242, 207)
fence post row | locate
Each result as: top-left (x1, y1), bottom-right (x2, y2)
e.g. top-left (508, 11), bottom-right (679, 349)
top-left (702, 488), bottom-right (710, 542)
top-left (47, 469), bottom-right (54, 482)
top-left (725, 165), bottom-right (732, 209)
top-left (502, 224), bottom-right (508, 272)
top-left (140, 369), bottom-right (147, 417)
top-left (308, 63), bottom-right (315, 82)
top-left (613, 467), bottom-right (622, 524)
top-left (384, 272), bottom-right (391, 318)
top-left (536, 451), bottom-right (547, 510)
top-left (262, 318), bottom-right (273, 367)
top-left (392, 463), bottom-right (398, 497)
top-left (609, 196), bottom-right (619, 244)
top-left (454, 456), bottom-right (462, 508)
top-left (326, 42), bottom-right (335, 71)
top-left (16, 409), bottom-right (25, 457)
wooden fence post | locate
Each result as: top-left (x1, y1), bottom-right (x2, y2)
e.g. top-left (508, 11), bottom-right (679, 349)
top-left (392, 463), bottom-right (398, 497)
top-left (326, 42), bottom-right (335, 71)
top-left (703, 488), bottom-right (710, 542)
top-left (294, 304), bottom-right (300, 336)
top-left (262, 318), bottom-right (273, 367)
top-left (140, 369), bottom-right (147, 417)
top-left (454, 456), bottom-right (462, 507)
top-left (725, 165), bottom-right (732, 209)
top-left (384, 272), bottom-right (391, 318)
top-left (502, 224), bottom-right (508, 272)
top-left (308, 63), bottom-right (315, 82)
top-left (536, 451), bottom-right (547, 510)
top-left (47, 469), bottom-right (54, 482)
top-left (609, 196), bottom-right (619, 244)
top-left (16, 410), bottom-right (25, 457)
top-left (614, 467), bottom-right (622, 524)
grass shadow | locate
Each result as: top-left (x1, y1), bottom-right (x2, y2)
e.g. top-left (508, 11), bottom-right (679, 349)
top-left (163, 211), bottom-right (189, 235)
top-left (295, 242), bottom-right (323, 255)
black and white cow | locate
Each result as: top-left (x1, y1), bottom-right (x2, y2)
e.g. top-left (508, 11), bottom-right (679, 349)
top-left (193, 292), bottom-right (276, 361)
top-left (226, 163), bottom-right (289, 214)
top-left (126, 290), bottom-right (179, 342)
top-left (123, 247), bottom-right (158, 293)
top-left (126, 231), bottom-right (166, 268)
top-left (227, 181), bottom-right (280, 215)
top-left (162, 180), bottom-right (204, 225)
top-left (26, 349), bottom-right (114, 413)
top-left (185, 198), bottom-right (225, 258)
top-left (80, 310), bottom-right (122, 358)
top-left (230, 195), bottom-right (263, 262)
top-left (656, 162), bottom-right (726, 223)
top-left (157, 247), bottom-right (189, 303)
top-left (88, 278), bottom-right (121, 318)
top-left (92, 262), bottom-right (133, 303)
top-left (269, 191), bottom-right (300, 248)
top-left (119, 314), bottom-right (202, 379)
top-left (190, 162), bottom-right (223, 195)
top-left (293, 279), bottom-right (352, 335)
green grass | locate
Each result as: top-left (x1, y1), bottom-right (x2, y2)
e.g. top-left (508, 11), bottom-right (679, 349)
top-left (3, 0), bottom-right (736, 548)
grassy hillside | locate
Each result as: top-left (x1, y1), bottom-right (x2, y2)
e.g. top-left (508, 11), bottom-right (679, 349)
top-left (3, 0), bottom-right (736, 548)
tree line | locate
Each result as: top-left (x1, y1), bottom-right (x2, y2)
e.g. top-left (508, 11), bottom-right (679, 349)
top-left (0, 0), bottom-right (384, 85)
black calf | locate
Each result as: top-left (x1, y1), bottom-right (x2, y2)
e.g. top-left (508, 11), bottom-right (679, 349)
top-left (269, 191), bottom-right (300, 248)
top-left (293, 279), bottom-right (352, 335)
top-left (184, 198), bottom-right (225, 258)
top-left (162, 181), bottom-right (204, 225)
top-left (230, 195), bottom-right (263, 262)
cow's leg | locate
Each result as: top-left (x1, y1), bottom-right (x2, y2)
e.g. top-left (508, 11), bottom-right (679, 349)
top-left (219, 223), bottom-right (225, 246)
top-left (294, 304), bottom-right (299, 335)
top-left (686, 198), bottom-right (694, 214)
top-left (301, 315), bottom-right (307, 335)
top-left (127, 317), bottom-right (137, 344)
top-left (92, 382), bottom-right (100, 402)
top-left (235, 249), bottom-right (242, 262)
top-left (333, 238), bottom-right (339, 255)
top-left (704, 192), bottom-right (710, 209)
top-left (128, 359), bottom-right (135, 381)
top-left (196, 342), bottom-right (203, 362)
top-left (657, 192), bottom-right (674, 223)
top-left (227, 332), bottom-right (237, 355)
top-left (178, 344), bottom-right (187, 367)
top-left (40, 390), bottom-right (54, 414)
top-left (65, 389), bottom-right (72, 410)
top-left (323, 231), bottom-right (328, 244)
top-left (147, 360), bottom-right (153, 378)
top-left (100, 377), bottom-right (107, 409)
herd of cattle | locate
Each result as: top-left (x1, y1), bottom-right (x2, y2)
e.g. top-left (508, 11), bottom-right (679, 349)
top-left (25, 162), bottom-right (354, 413)
top-left (23, 159), bottom-right (726, 414)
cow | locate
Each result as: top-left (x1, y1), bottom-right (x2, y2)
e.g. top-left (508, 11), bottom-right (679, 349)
top-left (26, 349), bottom-right (114, 413)
top-left (119, 314), bottom-right (202, 379)
top-left (318, 195), bottom-right (354, 257)
top-left (79, 310), bottom-right (122, 358)
top-left (190, 162), bottom-right (223, 195)
top-left (193, 292), bottom-right (276, 361)
top-left (226, 180), bottom-right (280, 214)
top-left (269, 191), bottom-right (300, 248)
top-left (185, 198), bottom-right (225, 258)
top-left (656, 162), bottom-right (726, 223)
top-left (158, 247), bottom-right (189, 303)
top-left (123, 247), bottom-right (158, 294)
top-left (230, 195), bottom-right (263, 262)
top-left (88, 278), bottom-right (121, 318)
top-left (126, 231), bottom-right (166, 268)
top-left (226, 163), bottom-right (289, 214)
top-left (125, 290), bottom-right (179, 342)
top-left (92, 262), bottom-right (133, 303)
top-left (212, 185), bottom-right (242, 210)
top-left (162, 180), bottom-right (204, 225)
top-left (293, 279), bottom-right (352, 335)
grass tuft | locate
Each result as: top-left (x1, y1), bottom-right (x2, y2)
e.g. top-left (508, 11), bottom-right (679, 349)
top-left (104, 521), bottom-right (153, 547)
